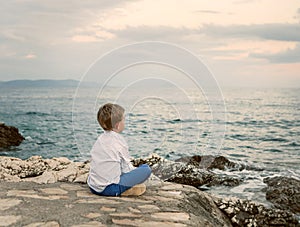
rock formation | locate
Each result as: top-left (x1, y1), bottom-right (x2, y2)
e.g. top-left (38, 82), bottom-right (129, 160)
top-left (0, 156), bottom-right (89, 184)
top-left (214, 196), bottom-right (299, 226)
top-left (0, 123), bottom-right (24, 148)
top-left (264, 176), bottom-right (300, 215)
top-left (0, 155), bottom-right (299, 226)
top-left (133, 154), bottom-right (242, 188)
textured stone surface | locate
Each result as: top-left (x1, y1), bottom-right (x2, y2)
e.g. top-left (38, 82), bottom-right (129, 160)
top-left (151, 158), bottom-right (241, 188)
top-left (0, 180), bottom-right (232, 226)
top-left (175, 155), bottom-right (237, 170)
top-left (0, 156), bottom-right (89, 183)
top-left (214, 196), bottom-right (300, 227)
top-left (0, 198), bottom-right (22, 211)
top-left (264, 176), bottom-right (300, 215)
top-left (151, 212), bottom-right (190, 221)
top-left (133, 154), bottom-right (242, 188)
top-left (23, 221), bottom-right (60, 227)
top-left (0, 215), bottom-right (22, 226)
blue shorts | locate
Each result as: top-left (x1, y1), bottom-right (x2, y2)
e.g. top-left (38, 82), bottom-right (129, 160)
top-left (89, 164), bottom-right (151, 196)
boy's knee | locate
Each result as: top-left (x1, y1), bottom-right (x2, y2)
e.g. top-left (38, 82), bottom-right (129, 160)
top-left (139, 164), bottom-right (152, 176)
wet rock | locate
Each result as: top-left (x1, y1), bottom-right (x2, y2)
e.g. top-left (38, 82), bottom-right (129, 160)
top-left (214, 197), bottom-right (300, 227)
top-left (175, 155), bottom-right (264, 171)
top-left (264, 176), bottom-right (300, 215)
top-left (175, 155), bottom-right (237, 170)
top-left (133, 154), bottom-right (242, 188)
top-left (161, 162), bottom-right (241, 188)
top-left (0, 123), bottom-right (24, 148)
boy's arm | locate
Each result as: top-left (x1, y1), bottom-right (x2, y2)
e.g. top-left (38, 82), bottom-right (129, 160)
top-left (116, 134), bottom-right (136, 173)
top-left (118, 145), bottom-right (136, 173)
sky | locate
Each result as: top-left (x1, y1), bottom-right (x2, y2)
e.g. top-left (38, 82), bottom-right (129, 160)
top-left (0, 0), bottom-right (300, 87)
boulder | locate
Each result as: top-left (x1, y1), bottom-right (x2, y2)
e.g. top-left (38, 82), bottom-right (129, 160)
top-left (175, 155), bottom-right (264, 171)
top-left (175, 155), bottom-right (237, 170)
top-left (0, 123), bottom-right (24, 148)
top-left (264, 176), bottom-right (300, 215)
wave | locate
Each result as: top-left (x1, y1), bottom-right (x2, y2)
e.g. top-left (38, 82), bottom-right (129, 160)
top-left (263, 148), bottom-right (283, 153)
top-left (227, 119), bottom-right (299, 129)
top-left (238, 145), bottom-right (256, 149)
top-left (25, 111), bottom-right (50, 116)
top-left (166, 119), bottom-right (202, 124)
top-left (287, 141), bottom-right (300, 147)
top-left (229, 134), bottom-right (249, 141)
top-left (36, 141), bottom-right (56, 145)
top-left (261, 137), bottom-right (289, 142)
top-left (228, 134), bottom-right (291, 144)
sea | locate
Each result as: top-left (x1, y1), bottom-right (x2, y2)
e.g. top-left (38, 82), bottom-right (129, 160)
top-left (0, 84), bottom-right (299, 206)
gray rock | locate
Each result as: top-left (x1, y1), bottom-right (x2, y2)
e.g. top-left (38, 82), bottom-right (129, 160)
top-left (132, 154), bottom-right (242, 188)
top-left (264, 176), bottom-right (300, 215)
top-left (175, 155), bottom-right (264, 171)
top-left (214, 197), bottom-right (300, 227)
top-left (175, 155), bottom-right (237, 170)
top-left (0, 180), bottom-right (233, 227)
top-left (0, 123), bottom-right (24, 148)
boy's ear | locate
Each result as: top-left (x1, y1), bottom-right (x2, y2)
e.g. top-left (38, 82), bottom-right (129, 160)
top-left (114, 122), bottom-right (119, 130)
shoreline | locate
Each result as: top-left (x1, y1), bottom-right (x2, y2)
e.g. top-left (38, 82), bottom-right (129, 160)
top-left (1, 155), bottom-right (299, 226)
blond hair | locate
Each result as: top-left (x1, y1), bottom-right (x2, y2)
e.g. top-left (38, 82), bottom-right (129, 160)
top-left (97, 103), bottom-right (125, 130)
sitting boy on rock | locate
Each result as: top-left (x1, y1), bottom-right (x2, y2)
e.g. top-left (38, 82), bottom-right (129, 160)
top-left (88, 103), bottom-right (151, 196)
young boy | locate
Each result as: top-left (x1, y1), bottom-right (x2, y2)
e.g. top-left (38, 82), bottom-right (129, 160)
top-left (88, 103), bottom-right (151, 196)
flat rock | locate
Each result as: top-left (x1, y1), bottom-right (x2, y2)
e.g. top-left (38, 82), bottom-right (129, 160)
top-left (0, 181), bottom-right (232, 226)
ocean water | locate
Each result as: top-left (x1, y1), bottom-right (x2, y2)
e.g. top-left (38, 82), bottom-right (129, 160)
top-left (0, 85), bottom-right (299, 204)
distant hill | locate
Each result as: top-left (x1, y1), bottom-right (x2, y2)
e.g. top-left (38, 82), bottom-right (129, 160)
top-left (0, 79), bottom-right (94, 88)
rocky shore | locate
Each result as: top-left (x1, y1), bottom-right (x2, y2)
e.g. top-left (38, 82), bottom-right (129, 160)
top-left (1, 155), bottom-right (299, 226)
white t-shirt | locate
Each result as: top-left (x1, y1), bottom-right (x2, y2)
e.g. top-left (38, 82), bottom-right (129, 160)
top-left (87, 130), bottom-right (135, 192)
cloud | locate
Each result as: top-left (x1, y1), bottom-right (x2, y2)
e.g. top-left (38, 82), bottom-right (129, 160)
top-left (0, 0), bottom-right (299, 86)
top-left (296, 8), bottom-right (300, 20)
top-left (25, 53), bottom-right (37, 59)
top-left (233, 0), bottom-right (259, 4)
top-left (106, 23), bottom-right (300, 44)
top-left (109, 26), bottom-right (192, 41)
top-left (250, 44), bottom-right (300, 63)
top-left (71, 30), bottom-right (115, 43)
top-left (200, 23), bottom-right (300, 42)
top-left (194, 10), bottom-right (221, 14)
top-left (0, 1), bottom-right (136, 45)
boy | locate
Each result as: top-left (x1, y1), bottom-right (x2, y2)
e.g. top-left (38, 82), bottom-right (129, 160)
top-left (88, 103), bottom-right (151, 196)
